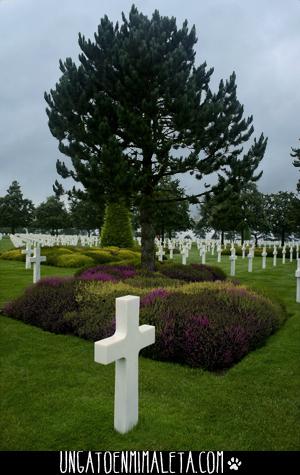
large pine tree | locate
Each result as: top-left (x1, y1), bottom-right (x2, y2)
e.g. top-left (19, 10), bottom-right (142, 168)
top-left (291, 139), bottom-right (300, 193)
top-left (45, 5), bottom-right (266, 270)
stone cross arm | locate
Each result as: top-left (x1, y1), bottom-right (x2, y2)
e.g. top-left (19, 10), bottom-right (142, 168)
top-left (95, 296), bottom-right (155, 365)
top-left (95, 324), bottom-right (154, 365)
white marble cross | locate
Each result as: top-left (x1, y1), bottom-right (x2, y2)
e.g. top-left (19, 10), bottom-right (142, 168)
top-left (242, 243), bottom-right (246, 259)
top-left (200, 245), bottom-right (206, 265)
top-left (21, 241), bottom-right (33, 270)
top-left (156, 247), bottom-right (165, 262)
top-left (248, 250), bottom-right (254, 272)
top-left (94, 296), bottom-right (155, 434)
top-left (273, 246), bottom-right (277, 267)
top-left (181, 246), bottom-right (188, 265)
top-left (229, 247), bottom-right (237, 276)
top-left (295, 260), bottom-right (300, 303)
top-left (217, 245), bottom-right (222, 263)
top-left (289, 246), bottom-right (293, 263)
top-left (261, 246), bottom-right (267, 269)
top-left (29, 244), bottom-right (46, 283)
top-left (282, 246), bottom-right (286, 264)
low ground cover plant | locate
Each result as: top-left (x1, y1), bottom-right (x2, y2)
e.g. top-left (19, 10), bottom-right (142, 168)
top-left (2, 262), bottom-right (286, 370)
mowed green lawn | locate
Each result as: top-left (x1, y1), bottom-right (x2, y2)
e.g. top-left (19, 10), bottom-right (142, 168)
top-left (0, 239), bottom-right (299, 450)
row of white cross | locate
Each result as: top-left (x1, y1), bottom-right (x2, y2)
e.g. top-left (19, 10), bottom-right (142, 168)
top-left (156, 242), bottom-right (299, 266)
top-left (10, 233), bottom-right (99, 248)
top-left (155, 242), bottom-right (300, 304)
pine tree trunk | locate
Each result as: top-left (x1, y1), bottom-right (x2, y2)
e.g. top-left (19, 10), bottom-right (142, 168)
top-left (140, 196), bottom-right (156, 271)
top-left (281, 228), bottom-right (285, 247)
top-left (221, 230), bottom-right (224, 245)
top-left (241, 228), bottom-right (244, 245)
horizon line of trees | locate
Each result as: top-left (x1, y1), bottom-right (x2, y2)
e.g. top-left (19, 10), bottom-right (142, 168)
top-left (0, 178), bottom-right (193, 238)
top-left (1, 179), bottom-right (299, 247)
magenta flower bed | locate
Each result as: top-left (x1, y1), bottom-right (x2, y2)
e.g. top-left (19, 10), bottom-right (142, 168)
top-left (3, 278), bottom-right (77, 333)
top-left (78, 265), bottom-right (137, 282)
top-left (140, 286), bottom-right (286, 370)
top-left (2, 265), bottom-right (286, 371)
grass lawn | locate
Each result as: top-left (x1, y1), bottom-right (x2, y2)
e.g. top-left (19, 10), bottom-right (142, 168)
top-left (0, 241), bottom-right (299, 450)
top-left (0, 236), bottom-right (14, 252)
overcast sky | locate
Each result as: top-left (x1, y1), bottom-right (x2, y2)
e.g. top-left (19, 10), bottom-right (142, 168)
top-left (0, 0), bottom-right (299, 205)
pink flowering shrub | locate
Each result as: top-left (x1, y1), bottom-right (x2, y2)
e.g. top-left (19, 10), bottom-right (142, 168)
top-left (140, 285), bottom-right (286, 370)
top-left (77, 265), bottom-right (137, 282)
top-left (159, 263), bottom-right (226, 282)
top-left (3, 277), bottom-right (77, 333)
top-left (2, 267), bottom-right (286, 370)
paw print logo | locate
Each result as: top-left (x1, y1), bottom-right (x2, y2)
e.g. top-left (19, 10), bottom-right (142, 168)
top-left (228, 457), bottom-right (242, 471)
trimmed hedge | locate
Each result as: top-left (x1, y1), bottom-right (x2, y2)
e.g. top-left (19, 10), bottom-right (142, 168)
top-left (0, 249), bottom-right (25, 261)
top-left (100, 201), bottom-right (134, 248)
top-left (56, 254), bottom-right (94, 268)
top-left (0, 245), bottom-right (141, 268)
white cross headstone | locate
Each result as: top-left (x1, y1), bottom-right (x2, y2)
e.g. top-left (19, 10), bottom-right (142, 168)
top-left (273, 246), bottom-right (277, 267)
top-left (282, 246), bottom-right (286, 264)
top-left (248, 250), bottom-right (253, 272)
top-left (156, 247), bottom-right (165, 262)
top-left (201, 245), bottom-right (206, 265)
top-left (94, 295), bottom-right (155, 433)
top-left (289, 245), bottom-right (293, 263)
top-left (295, 260), bottom-right (300, 303)
top-left (21, 241), bottom-right (33, 270)
top-left (229, 247), bottom-right (237, 277)
top-left (29, 244), bottom-right (46, 283)
top-left (242, 243), bottom-right (246, 259)
top-left (261, 246), bottom-right (267, 269)
top-left (181, 246), bottom-right (188, 265)
top-left (217, 244), bottom-right (222, 263)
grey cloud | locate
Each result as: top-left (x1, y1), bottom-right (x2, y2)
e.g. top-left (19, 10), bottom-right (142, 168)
top-left (0, 0), bottom-right (299, 205)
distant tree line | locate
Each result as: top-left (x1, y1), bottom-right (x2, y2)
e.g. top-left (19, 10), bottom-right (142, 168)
top-left (195, 186), bottom-right (300, 246)
top-left (0, 180), bottom-right (104, 235)
top-left (0, 178), bottom-right (192, 238)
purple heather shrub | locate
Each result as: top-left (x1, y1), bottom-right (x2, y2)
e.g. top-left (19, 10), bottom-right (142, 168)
top-left (80, 271), bottom-right (117, 282)
top-left (78, 264), bottom-right (136, 282)
top-left (159, 263), bottom-right (226, 283)
top-left (140, 288), bottom-right (171, 307)
top-left (36, 276), bottom-right (74, 287)
top-left (3, 278), bottom-right (77, 333)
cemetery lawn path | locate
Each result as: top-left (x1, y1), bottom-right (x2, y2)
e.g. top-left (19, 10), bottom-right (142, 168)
top-left (0, 247), bottom-right (299, 450)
